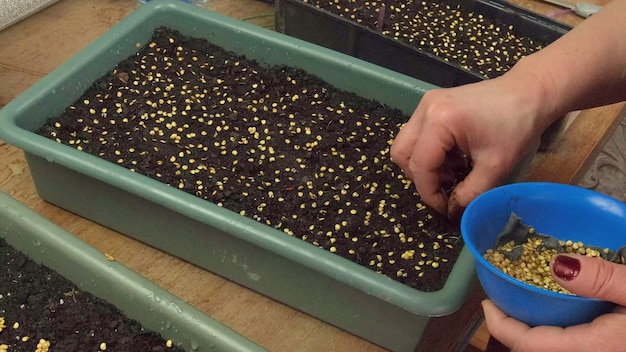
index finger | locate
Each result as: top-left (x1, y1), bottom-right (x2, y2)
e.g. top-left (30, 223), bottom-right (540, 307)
top-left (407, 118), bottom-right (459, 214)
top-left (390, 115), bottom-right (422, 175)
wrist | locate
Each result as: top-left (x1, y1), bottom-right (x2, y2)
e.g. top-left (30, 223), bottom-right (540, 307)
top-left (500, 55), bottom-right (566, 134)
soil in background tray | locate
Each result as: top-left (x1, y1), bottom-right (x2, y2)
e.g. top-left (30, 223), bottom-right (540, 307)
top-left (301, 0), bottom-right (547, 79)
top-left (37, 26), bottom-right (466, 291)
top-left (0, 238), bottom-right (183, 352)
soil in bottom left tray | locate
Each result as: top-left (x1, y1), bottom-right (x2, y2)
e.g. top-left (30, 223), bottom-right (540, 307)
top-left (0, 238), bottom-right (183, 352)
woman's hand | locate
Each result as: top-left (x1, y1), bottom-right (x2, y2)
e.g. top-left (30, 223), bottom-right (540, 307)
top-left (390, 69), bottom-right (551, 218)
top-left (391, 0), bottom-right (626, 218)
top-left (483, 253), bottom-right (626, 352)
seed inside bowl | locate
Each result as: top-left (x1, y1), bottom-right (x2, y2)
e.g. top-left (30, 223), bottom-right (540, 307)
top-left (484, 213), bottom-right (626, 295)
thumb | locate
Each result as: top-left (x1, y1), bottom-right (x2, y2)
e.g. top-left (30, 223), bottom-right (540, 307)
top-left (551, 253), bottom-right (626, 306)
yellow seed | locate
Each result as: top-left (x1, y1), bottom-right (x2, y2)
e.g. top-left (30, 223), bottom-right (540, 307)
top-left (100, 342), bottom-right (107, 350)
top-left (166, 340), bottom-right (173, 348)
top-left (37, 338), bottom-right (50, 348)
top-left (401, 250), bottom-right (415, 260)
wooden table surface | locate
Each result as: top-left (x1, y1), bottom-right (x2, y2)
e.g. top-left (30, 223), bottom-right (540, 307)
top-left (0, 1), bottom-right (620, 351)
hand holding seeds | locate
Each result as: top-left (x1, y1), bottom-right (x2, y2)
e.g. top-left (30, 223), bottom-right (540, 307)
top-left (482, 253), bottom-right (626, 351)
top-left (390, 74), bottom-right (544, 219)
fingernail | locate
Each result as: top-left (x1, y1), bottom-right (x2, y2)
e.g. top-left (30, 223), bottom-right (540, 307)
top-left (552, 255), bottom-right (580, 281)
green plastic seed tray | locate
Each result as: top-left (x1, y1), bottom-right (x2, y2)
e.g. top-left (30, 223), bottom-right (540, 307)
top-left (0, 1), bottom-right (478, 351)
top-left (0, 191), bottom-right (265, 352)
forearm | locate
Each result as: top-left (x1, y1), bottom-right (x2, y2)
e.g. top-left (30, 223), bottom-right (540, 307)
top-left (505, 0), bottom-right (626, 129)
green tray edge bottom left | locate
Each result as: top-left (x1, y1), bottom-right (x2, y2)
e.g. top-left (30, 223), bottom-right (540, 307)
top-left (0, 190), bottom-right (267, 352)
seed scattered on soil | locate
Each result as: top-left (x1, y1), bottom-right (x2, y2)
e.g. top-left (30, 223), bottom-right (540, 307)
top-left (302, 0), bottom-right (546, 78)
top-left (1, 238), bottom-right (184, 352)
top-left (37, 26), bottom-right (466, 291)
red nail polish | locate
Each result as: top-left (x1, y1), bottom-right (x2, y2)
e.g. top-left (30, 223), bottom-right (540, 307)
top-left (552, 255), bottom-right (580, 281)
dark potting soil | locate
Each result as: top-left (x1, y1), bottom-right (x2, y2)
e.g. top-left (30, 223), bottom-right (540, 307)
top-left (0, 238), bottom-right (183, 352)
top-left (37, 26), bottom-right (466, 291)
top-left (301, 0), bottom-right (547, 79)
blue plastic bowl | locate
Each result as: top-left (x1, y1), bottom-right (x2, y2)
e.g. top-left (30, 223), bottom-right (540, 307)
top-left (461, 182), bottom-right (623, 327)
